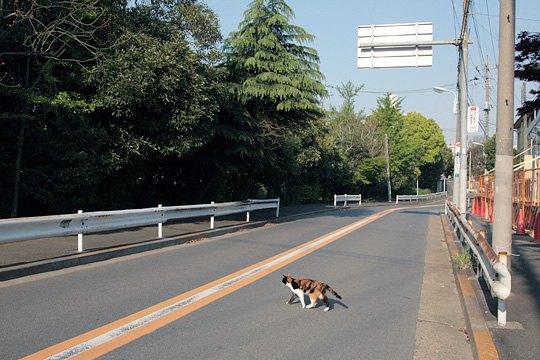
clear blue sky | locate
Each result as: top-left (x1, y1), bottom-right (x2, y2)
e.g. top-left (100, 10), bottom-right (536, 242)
top-left (203, 0), bottom-right (540, 144)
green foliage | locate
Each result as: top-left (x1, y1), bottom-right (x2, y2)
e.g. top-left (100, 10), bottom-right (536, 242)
top-left (0, 0), bottom-right (455, 216)
top-left (403, 112), bottom-right (447, 191)
top-left (484, 135), bottom-right (496, 171)
top-left (452, 248), bottom-right (473, 270)
top-left (224, 0), bottom-right (327, 119)
top-left (515, 31), bottom-right (540, 116)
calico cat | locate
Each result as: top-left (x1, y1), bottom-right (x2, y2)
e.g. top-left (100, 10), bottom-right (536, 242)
top-left (282, 274), bottom-right (342, 312)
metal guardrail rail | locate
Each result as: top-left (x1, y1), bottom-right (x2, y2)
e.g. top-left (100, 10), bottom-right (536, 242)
top-left (0, 199), bottom-right (280, 249)
top-left (445, 201), bottom-right (511, 326)
top-left (395, 191), bottom-right (447, 204)
top-left (333, 194), bottom-right (362, 207)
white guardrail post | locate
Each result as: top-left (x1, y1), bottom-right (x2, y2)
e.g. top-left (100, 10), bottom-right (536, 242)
top-left (77, 210), bottom-right (84, 252)
top-left (158, 204), bottom-right (163, 238)
top-left (497, 251), bottom-right (508, 326)
top-left (210, 201), bottom-right (215, 229)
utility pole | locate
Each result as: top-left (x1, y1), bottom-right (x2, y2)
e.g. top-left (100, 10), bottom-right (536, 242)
top-left (457, 0), bottom-right (471, 214)
top-left (492, 0), bottom-right (515, 326)
top-left (484, 56), bottom-right (491, 142)
top-left (492, 0), bottom-right (515, 264)
top-left (385, 134), bottom-right (392, 202)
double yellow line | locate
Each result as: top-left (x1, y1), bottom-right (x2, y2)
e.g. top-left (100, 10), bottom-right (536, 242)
top-left (24, 207), bottom-right (399, 360)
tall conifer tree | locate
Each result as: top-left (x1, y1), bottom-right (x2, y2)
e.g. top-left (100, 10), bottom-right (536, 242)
top-left (224, 0), bottom-right (327, 130)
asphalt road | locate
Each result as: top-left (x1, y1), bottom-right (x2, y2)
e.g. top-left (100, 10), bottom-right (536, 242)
top-left (1, 205), bottom-right (444, 359)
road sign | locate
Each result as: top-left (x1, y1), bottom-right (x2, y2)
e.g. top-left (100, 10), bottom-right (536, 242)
top-left (357, 22), bottom-right (433, 69)
top-left (467, 106), bottom-right (479, 133)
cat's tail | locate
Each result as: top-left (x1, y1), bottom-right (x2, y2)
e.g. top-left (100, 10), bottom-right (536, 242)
top-left (326, 286), bottom-right (342, 300)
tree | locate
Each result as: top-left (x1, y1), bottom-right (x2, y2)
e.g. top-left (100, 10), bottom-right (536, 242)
top-left (224, 0), bottom-right (326, 123)
top-left (222, 0), bottom-right (327, 198)
top-left (0, 0), bottom-right (229, 215)
top-left (84, 0), bottom-right (226, 207)
top-left (484, 135), bottom-right (496, 172)
top-left (515, 31), bottom-right (540, 115)
top-left (368, 94), bottom-right (410, 190)
top-left (402, 112), bottom-right (447, 191)
top-left (327, 81), bottom-right (367, 159)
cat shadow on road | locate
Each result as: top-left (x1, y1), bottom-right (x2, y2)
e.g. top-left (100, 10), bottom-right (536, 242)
top-left (287, 297), bottom-right (349, 311)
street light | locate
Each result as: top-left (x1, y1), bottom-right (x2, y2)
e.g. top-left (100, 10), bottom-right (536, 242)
top-left (433, 86), bottom-right (458, 114)
top-left (434, 86), bottom-right (459, 206)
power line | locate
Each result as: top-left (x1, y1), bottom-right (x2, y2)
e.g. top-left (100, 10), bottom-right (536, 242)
top-left (475, 12), bottom-right (540, 22)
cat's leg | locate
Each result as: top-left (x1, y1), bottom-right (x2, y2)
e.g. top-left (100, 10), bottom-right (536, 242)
top-left (286, 292), bottom-right (297, 304)
top-left (306, 293), bottom-right (318, 309)
top-left (320, 294), bottom-right (330, 312)
top-left (295, 289), bottom-right (306, 308)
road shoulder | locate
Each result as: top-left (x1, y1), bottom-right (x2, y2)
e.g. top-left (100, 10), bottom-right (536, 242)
top-left (414, 214), bottom-right (473, 359)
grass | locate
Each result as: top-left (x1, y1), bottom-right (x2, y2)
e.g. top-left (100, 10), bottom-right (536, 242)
top-left (452, 249), bottom-right (473, 270)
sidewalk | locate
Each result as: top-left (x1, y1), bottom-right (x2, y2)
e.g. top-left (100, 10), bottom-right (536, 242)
top-left (469, 215), bottom-right (540, 360)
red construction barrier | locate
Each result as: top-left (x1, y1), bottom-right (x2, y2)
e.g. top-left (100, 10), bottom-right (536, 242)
top-left (479, 197), bottom-right (485, 217)
top-left (535, 212), bottom-right (540, 242)
top-left (516, 208), bottom-right (526, 235)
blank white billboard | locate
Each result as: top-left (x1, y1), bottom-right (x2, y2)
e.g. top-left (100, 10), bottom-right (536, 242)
top-left (357, 22), bottom-right (433, 68)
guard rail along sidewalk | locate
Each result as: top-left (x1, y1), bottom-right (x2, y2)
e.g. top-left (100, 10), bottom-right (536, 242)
top-left (0, 198), bottom-right (280, 252)
top-left (445, 200), bottom-right (511, 326)
top-left (395, 191), bottom-right (447, 204)
top-left (333, 194), bottom-right (362, 207)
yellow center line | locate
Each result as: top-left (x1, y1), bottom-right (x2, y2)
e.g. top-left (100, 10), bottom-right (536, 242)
top-left (23, 206), bottom-right (409, 360)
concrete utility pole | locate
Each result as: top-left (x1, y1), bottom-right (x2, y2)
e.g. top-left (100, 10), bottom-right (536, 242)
top-left (492, 0), bottom-right (515, 271)
top-left (385, 134), bottom-right (392, 202)
top-left (484, 56), bottom-right (491, 142)
top-left (458, 29), bottom-right (469, 213)
top-left (457, 0), bottom-right (471, 214)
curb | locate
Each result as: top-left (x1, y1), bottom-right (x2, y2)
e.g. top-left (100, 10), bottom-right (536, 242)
top-left (0, 207), bottom-right (338, 282)
top-left (440, 214), bottom-right (499, 360)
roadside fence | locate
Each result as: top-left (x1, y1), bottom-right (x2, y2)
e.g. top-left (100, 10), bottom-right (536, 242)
top-left (395, 191), bottom-right (447, 204)
top-left (445, 201), bottom-right (511, 326)
top-left (333, 194), bottom-right (362, 207)
top-left (0, 198), bottom-right (280, 252)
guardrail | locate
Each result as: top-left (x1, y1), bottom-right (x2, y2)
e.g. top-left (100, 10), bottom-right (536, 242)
top-left (333, 194), bottom-right (362, 207)
top-left (395, 191), bottom-right (447, 204)
top-left (445, 201), bottom-right (511, 326)
top-left (0, 198), bottom-right (280, 252)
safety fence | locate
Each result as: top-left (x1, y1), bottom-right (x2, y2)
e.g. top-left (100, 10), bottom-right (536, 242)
top-left (0, 199), bottom-right (280, 252)
top-left (333, 194), bottom-right (362, 207)
top-left (445, 201), bottom-right (511, 326)
top-left (470, 167), bottom-right (540, 240)
top-left (395, 191), bottom-right (447, 204)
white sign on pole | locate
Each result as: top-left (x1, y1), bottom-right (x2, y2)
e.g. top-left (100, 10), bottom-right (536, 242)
top-left (357, 22), bottom-right (433, 69)
top-left (467, 106), bottom-right (479, 133)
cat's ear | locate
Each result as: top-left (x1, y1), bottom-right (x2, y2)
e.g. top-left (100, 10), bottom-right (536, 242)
top-left (287, 273), bottom-right (290, 276)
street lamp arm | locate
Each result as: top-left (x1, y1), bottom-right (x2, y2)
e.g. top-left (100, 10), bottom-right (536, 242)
top-left (433, 86), bottom-right (458, 114)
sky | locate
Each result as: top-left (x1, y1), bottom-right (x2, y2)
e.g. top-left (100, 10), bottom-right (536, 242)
top-left (202, 0), bottom-right (540, 144)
